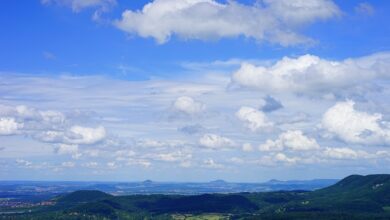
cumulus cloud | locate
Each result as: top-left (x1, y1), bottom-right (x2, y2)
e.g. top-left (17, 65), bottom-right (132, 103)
top-left (322, 147), bottom-right (371, 160)
top-left (259, 130), bottom-right (319, 151)
top-left (0, 117), bottom-right (22, 135)
top-left (232, 52), bottom-right (390, 93)
top-left (35, 125), bottom-right (107, 146)
top-left (0, 105), bottom-right (65, 124)
top-left (256, 153), bottom-right (301, 166)
top-left (199, 133), bottom-right (234, 149)
top-left (322, 100), bottom-right (390, 145)
top-left (236, 106), bottom-right (273, 132)
top-left (274, 153), bottom-right (299, 164)
top-left (114, 0), bottom-right (340, 45)
top-left (67, 125), bottom-right (106, 145)
top-left (173, 96), bottom-right (205, 115)
top-left (0, 105), bottom-right (65, 138)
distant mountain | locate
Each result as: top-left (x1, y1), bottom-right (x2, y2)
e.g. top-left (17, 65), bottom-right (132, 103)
top-left (261, 178), bottom-right (339, 191)
top-left (142, 180), bottom-right (154, 185)
top-left (264, 178), bottom-right (338, 186)
top-left (209, 179), bottom-right (228, 184)
top-left (0, 178), bottom-right (339, 197)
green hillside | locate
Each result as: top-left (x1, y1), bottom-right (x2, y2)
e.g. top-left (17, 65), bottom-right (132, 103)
top-left (3, 175), bottom-right (390, 219)
top-left (293, 174), bottom-right (390, 212)
top-left (314, 174), bottom-right (390, 203)
top-left (56, 190), bottom-right (113, 203)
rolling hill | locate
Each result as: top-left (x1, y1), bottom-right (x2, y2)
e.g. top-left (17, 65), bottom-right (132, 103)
top-left (56, 190), bottom-right (113, 203)
top-left (2, 174), bottom-right (390, 219)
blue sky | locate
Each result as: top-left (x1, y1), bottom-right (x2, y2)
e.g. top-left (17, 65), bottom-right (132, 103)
top-left (0, 0), bottom-right (390, 182)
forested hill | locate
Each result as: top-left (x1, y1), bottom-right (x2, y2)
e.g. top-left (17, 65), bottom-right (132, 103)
top-left (3, 174), bottom-right (390, 219)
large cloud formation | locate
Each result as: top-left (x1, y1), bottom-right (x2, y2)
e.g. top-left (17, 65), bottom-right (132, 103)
top-left (232, 52), bottom-right (390, 93)
top-left (322, 101), bottom-right (390, 145)
top-left (0, 104), bottom-right (107, 145)
top-left (114, 0), bottom-right (340, 45)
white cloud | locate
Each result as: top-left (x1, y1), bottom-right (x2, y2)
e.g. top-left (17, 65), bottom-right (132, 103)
top-left (0, 105), bottom-right (65, 125)
top-left (259, 130), bottom-right (319, 151)
top-left (0, 104), bottom-right (107, 147)
top-left (180, 160), bottom-right (192, 168)
top-left (84, 149), bottom-right (101, 157)
top-left (16, 159), bottom-right (32, 167)
top-left (322, 147), bottom-right (370, 160)
top-left (137, 139), bottom-right (167, 148)
top-left (125, 159), bottom-right (152, 168)
top-left (199, 133), bottom-right (234, 149)
top-left (14, 105), bottom-right (38, 119)
top-left (114, 0), bottom-right (340, 45)
top-left (242, 143), bottom-right (254, 152)
top-left (259, 139), bottom-right (284, 152)
top-left (202, 158), bottom-right (224, 169)
top-left (136, 139), bottom-right (187, 149)
top-left (153, 151), bottom-right (192, 162)
top-left (61, 161), bottom-right (75, 168)
top-left (173, 96), bottom-right (205, 115)
top-left (255, 153), bottom-right (302, 166)
top-left (67, 125), bottom-right (106, 145)
top-left (82, 162), bottom-right (98, 168)
top-left (40, 110), bottom-right (65, 124)
top-left (274, 153), bottom-right (298, 164)
top-left (236, 106), bottom-right (273, 132)
top-left (115, 150), bottom-right (136, 158)
top-left (0, 117), bottom-right (22, 135)
top-left (55, 144), bottom-right (79, 155)
top-left (41, 0), bottom-right (116, 12)
top-left (3, 68), bottom-right (390, 176)
top-left (322, 100), bottom-right (390, 145)
top-left (264, 0), bottom-right (340, 25)
top-left (232, 53), bottom-right (390, 93)
top-left (107, 161), bottom-right (119, 169)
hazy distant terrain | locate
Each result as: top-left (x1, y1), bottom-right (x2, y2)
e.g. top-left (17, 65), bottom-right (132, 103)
top-left (0, 178), bottom-right (337, 201)
top-left (1, 175), bottom-right (390, 219)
